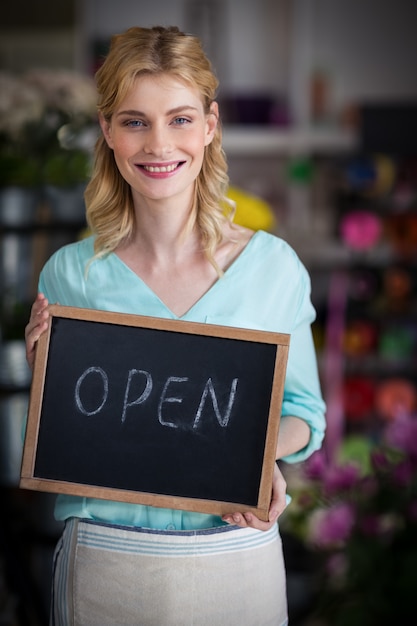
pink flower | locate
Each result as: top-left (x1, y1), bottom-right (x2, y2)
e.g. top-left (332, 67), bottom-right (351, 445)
top-left (308, 502), bottom-right (356, 548)
top-left (305, 450), bottom-right (327, 480)
top-left (371, 449), bottom-right (391, 472)
top-left (385, 414), bottom-right (417, 458)
top-left (323, 463), bottom-right (360, 496)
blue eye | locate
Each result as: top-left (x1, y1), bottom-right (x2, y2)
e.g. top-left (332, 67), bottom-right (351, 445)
top-left (125, 119), bottom-right (144, 127)
top-left (173, 117), bottom-right (190, 125)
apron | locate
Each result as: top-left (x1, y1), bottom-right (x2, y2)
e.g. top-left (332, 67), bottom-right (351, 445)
top-left (51, 518), bottom-right (288, 626)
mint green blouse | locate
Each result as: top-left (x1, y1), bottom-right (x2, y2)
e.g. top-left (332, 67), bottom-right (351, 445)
top-left (38, 230), bottom-right (326, 530)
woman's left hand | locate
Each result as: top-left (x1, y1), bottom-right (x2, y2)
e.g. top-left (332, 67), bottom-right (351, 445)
top-left (221, 462), bottom-right (287, 531)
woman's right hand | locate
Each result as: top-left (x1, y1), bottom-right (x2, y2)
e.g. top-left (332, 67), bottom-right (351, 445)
top-left (25, 293), bottom-right (50, 371)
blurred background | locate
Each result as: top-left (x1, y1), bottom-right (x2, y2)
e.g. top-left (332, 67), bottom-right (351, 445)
top-left (1, 1), bottom-right (417, 624)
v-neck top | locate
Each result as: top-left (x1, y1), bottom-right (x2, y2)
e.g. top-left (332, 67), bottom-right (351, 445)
top-left (38, 230), bottom-right (326, 530)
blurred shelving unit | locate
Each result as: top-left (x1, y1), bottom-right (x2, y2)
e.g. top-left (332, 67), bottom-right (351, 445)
top-left (222, 125), bottom-right (357, 156)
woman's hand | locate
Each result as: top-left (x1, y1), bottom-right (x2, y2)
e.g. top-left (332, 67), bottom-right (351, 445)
top-left (222, 462), bottom-right (287, 531)
top-left (25, 293), bottom-right (50, 371)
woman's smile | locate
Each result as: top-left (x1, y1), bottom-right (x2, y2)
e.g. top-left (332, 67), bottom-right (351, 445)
top-left (137, 160), bottom-right (186, 177)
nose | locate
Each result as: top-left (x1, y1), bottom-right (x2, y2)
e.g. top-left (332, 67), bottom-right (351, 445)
top-left (143, 124), bottom-right (172, 157)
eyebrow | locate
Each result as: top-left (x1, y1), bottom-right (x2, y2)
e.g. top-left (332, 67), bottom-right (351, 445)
top-left (116, 105), bottom-right (199, 118)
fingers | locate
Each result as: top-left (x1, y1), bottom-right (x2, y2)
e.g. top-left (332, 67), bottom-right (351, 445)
top-left (222, 511), bottom-right (277, 532)
top-left (25, 293), bottom-right (50, 370)
top-left (26, 293), bottom-right (49, 340)
top-left (269, 463), bottom-right (287, 520)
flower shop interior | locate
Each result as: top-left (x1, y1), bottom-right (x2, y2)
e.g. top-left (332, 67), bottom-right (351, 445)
top-left (1, 1), bottom-right (417, 624)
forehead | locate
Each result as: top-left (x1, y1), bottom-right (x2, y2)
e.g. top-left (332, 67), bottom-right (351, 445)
top-left (118, 73), bottom-right (203, 109)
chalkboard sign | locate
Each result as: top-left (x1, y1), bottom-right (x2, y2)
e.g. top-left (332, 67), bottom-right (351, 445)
top-left (20, 305), bottom-right (290, 521)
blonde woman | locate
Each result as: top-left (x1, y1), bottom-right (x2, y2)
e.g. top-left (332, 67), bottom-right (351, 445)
top-left (25, 26), bottom-right (325, 626)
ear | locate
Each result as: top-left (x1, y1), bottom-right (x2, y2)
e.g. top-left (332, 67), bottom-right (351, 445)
top-left (204, 101), bottom-right (219, 146)
top-left (99, 112), bottom-right (114, 149)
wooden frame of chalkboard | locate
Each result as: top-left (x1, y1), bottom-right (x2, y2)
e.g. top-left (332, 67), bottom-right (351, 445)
top-left (20, 305), bottom-right (290, 521)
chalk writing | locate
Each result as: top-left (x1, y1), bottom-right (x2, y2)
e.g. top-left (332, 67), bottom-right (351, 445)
top-left (75, 366), bottom-right (109, 416)
top-left (193, 377), bottom-right (238, 429)
top-left (158, 376), bottom-right (188, 428)
top-left (74, 367), bottom-right (239, 430)
top-left (122, 369), bottom-right (153, 423)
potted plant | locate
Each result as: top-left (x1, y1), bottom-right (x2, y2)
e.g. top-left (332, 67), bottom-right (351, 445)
top-left (0, 69), bottom-right (98, 225)
top-left (0, 72), bottom-right (44, 226)
top-left (42, 147), bottom-right (91, 223)
top-left (281, 414), bottom-right (417, 625)
top-left (23, 69), bottom-right (98, 223)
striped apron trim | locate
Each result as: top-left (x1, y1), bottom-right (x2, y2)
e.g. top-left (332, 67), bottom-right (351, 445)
top-left (76, 518), bottom-right (279, 557)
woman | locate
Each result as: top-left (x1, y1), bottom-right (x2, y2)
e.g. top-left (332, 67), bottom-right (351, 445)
top-left (25, 26), bottom-right (326, 626)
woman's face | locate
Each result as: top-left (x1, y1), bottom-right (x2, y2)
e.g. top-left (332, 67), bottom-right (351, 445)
top-left (100, 73), bottom-right (218, 206)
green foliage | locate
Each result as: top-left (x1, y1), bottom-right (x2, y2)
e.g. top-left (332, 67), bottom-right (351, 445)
top-left (42, 149), bottom-right (91, 187)
top-left (0, 153), bottom-right (41, 187)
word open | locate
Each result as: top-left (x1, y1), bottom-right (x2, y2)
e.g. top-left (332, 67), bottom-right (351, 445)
top-left (74, 366), bottom-right (239, 430)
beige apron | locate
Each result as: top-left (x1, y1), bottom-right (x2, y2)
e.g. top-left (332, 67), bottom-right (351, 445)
top-left (51, 518), bottom-right (288, 626)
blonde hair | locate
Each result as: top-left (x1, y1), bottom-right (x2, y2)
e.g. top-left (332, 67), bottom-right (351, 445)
top-left (85, 25), bottom-right (231, 269)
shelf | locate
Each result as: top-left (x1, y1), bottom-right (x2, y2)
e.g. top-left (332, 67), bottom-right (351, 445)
top-left (343, 356), bottom-right (417, 377)
top-left (222, 125), bottom-right (358, 156)
top-left (0, 220), bottom-right (86, 234)
top-left (284, 238), bottom-right (402, 269)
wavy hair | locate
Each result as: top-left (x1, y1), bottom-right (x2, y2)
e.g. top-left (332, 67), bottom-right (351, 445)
top-left (85, 26), bottom-right (231, 271)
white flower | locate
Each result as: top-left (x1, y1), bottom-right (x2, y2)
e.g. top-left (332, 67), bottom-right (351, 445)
top-left (25, 69), bottom-right (97, 120)
top-left (0, 71), bottom-right (44, 139)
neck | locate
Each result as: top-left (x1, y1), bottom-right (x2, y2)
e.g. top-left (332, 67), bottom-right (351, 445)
top-left (127, 194), bottom-right (200, 263)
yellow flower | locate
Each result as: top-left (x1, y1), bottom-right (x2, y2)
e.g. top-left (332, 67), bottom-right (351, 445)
top-left (226, 185), bottom-right (276, 232)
